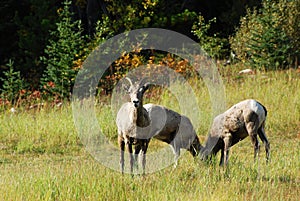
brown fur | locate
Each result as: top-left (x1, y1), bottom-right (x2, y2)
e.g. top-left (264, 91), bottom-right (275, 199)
top-left (201, 99), bottom-right (270, 166)
top-left (144, 104), bottom-right (203, 167)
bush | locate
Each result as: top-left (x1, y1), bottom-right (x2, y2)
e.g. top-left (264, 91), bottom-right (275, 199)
top-left (89, 16), bottom-right (114, 49)
top-left (230, 0), bottom-right (300, 70)
top-left (192, 15), bottom-right (229, 60)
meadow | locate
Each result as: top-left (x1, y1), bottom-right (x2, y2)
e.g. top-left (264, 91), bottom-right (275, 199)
top-left (0, 68), bottom-right (299, 200)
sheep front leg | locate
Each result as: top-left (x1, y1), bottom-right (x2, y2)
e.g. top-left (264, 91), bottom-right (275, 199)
top-left (126, 141), bottom-right (134, 175)
top-left (141, 140), bottom-right (149, 175)
top-left (134, 144), bottom-right (141, 170)
top-left (170, 143), bottom-right (180, 168)
top-left (222, 131), bottom-right (232, 166)
top-left (118, 136), bottom-right (125, 174)
top-left (188, 137), bottom-right (201, 157)
top-left (258, 126), bottom-right (270, 163)
top-left (174, 151), bottom-right (180, 168)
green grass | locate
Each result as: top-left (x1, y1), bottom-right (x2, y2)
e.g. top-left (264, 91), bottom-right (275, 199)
top-left (0, 69), bottom-right (299, 200)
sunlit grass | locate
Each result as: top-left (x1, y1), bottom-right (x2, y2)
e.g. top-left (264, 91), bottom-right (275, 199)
top-left (0, 106), bottom-right (80, 155)
top-left (0, 68), bottom-right (299, 200)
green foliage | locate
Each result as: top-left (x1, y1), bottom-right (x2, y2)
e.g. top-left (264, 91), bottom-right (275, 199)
top-left (230, 0), bottom-right (300, 70)
top-left (40, 0), bottom-right (86, 99)
top-left (0, 60), bottom-right (27, 104)
top-left (0, 0), bottom-right (264, 91)
top-left (229, 9), bottom-right (259, 64)
top-left (105, 0), bottom-right (197, 32)
top-left (169, 9), bottom-right (197, 27)
top-left (88, 16), bottom-right (115, 50)
top-left (105, 0), bottom-right (158, 31)
top-left (192, 16), bottom-right (228, 59)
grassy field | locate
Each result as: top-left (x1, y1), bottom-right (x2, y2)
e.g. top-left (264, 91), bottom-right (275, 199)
top-left (0, 68), bottom-right (299, 200)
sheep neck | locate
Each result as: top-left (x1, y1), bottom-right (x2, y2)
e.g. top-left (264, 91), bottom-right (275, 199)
top-left (135, 102), bottom-right (146, 127)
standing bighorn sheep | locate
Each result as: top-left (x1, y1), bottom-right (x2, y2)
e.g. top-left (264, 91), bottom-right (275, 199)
top-left (201, 99), bottom-right (270, 166)
top-left (144, 104), bottom-right (203, 167)
top-left (116, 77), bottom-right (151, 174)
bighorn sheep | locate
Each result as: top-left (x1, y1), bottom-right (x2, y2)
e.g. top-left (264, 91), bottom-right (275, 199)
top-left (116, 77), bottom-right (151, 174)
top-left (144, 104), bottom-right (203, 167)
top-left (201, 99), bottom-right (270, 166)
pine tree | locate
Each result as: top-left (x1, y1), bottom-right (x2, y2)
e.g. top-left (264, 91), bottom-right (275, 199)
top-left (247, 0), bottom-right (292, 70)
top-left (0, 60), bottom-right (27, 104)
top-left (40, 0), bottom-right (85, 99)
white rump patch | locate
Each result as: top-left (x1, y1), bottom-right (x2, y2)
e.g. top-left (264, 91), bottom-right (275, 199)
top-left (249, 99), bottom-right (265, 126)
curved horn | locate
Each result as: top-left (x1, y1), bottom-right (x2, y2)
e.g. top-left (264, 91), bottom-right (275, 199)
top-left (138, 77), bottom-right (148, 86)
top-left (125, 77), bottom-right (133, 86)
top-left (143, 82), bottom-right (152, 90)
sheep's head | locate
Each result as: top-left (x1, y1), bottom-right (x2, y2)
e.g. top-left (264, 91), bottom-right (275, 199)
top-left (125, 77), bottom-right (151, 108)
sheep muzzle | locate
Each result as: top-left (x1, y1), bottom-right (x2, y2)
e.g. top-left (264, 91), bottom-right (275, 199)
top-left (133, 100), bottom-right (139, 107)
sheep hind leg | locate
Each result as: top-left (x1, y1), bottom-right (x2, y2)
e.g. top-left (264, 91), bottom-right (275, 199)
top-left (219, 147), bottom-right (224, 166)
top-left (246, 122), bottom-right (260, 161)
top-left (258, 126), bottom-right (270, 163)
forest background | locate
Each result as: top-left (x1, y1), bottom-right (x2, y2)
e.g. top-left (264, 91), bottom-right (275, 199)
top-left (0, 0), bottom-right (299, 105)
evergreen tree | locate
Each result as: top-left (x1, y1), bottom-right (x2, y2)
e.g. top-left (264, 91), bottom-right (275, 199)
top-left (0, 60), bottom-right (27, 104)
top-left (40, 0), bottom-right (85, 99)
top-left (230, 0), bottom-right (300, 70)
top-left (247, 0), bottom-right (292, 69)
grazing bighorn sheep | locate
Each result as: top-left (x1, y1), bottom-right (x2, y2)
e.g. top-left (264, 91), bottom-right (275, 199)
top-left (144, 104), bottom-right (203, 167)
top-left (201, 99), bottom-right (270, 166)
top-left (116, 77), bottom-right (151, 174)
